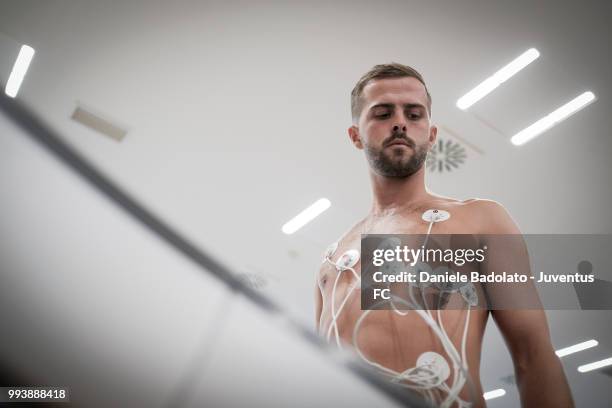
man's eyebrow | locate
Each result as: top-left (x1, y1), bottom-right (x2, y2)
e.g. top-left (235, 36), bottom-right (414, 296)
top-left (368, 102), bottom-right (427, 111)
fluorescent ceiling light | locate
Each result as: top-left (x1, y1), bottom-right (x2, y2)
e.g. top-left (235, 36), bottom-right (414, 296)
top-left (282, 198), bottom-right (331, 235)
top-left (511, 91), bottom-right (596, 146)
top-left (456, 48), bottom-right (540, 110)
top-left (578, 357), bottom-right (612, 373)
top-left (5, 44), bottom-right (35, 98)
top-left (556, 339), bottom-right (598, 357)
top-left (483, 388), bottom-right (506, 400)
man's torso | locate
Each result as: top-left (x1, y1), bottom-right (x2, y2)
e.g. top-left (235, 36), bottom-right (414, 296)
top-left (317, 198), bottom-right (490, 407)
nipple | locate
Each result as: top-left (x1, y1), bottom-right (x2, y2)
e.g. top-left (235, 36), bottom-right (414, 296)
top-left (336, 249), bottom-right (360, 269)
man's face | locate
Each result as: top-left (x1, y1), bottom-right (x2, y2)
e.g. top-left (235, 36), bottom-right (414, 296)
top-left (349, 77), bottom-right (437, 178)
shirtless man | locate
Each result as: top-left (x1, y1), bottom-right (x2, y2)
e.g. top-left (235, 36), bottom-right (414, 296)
top-left (314, 63), bottom-right (573, 407)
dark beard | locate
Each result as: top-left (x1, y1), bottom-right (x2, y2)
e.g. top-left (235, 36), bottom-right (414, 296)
top-left (365, 142), bottom-right (428, 178)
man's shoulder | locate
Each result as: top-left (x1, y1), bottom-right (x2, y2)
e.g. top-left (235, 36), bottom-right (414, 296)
top-left (430, 196), bottom-right (508, 215)
top-left (427, 197), bottom-right (517, 233)
top-left (329, 217), bottom-right (369, 246)
top-left (456, 198), bottom-right (519, 234)
top-left (457, 197), bottom-right (508, 212)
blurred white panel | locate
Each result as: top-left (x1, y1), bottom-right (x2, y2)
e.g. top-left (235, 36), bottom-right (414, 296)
top-left (0, 112), bottom-right (232, 407)
top-left (187, 294), bottom-right (403, 408)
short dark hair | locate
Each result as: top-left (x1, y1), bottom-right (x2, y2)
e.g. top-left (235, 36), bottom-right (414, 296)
top-left (350, 62), bottom-right (432, 123)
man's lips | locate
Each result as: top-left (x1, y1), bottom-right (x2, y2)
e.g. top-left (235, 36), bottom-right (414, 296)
top-left (387, 140), bottom-right (412, 148)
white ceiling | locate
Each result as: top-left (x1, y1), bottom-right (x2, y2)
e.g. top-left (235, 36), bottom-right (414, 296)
top-left (1, 0), bottom-right (611, 406)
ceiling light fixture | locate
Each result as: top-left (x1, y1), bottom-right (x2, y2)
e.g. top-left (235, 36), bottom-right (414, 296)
top-left (511, 91), bottom-right (596, 146)
top-left (5, 44), bottom-right (35, 98)
top-left (578, 357), bottom-right (612, 373)
top-left (456, 48), bottom-right (539, 110)
top-left (282, 198), bottom-right (331, 235)
top-left (555, 339), bottom-right (598, 358)
top-left (483, 388), bottom-right (506, 400)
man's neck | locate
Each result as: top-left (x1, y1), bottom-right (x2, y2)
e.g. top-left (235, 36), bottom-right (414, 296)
top-left (368, 167), bottom-right (430, 217)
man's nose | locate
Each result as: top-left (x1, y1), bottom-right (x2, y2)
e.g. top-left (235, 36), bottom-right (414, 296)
top-left (392, 123), bottom-right (407, 133)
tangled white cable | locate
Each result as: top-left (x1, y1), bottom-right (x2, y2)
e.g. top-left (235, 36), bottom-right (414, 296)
top-left (318, 209), bottom-right (477, 408)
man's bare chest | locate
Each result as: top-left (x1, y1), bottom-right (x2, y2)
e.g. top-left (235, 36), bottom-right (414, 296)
top-left (318, 209), bottom-right (475, 285)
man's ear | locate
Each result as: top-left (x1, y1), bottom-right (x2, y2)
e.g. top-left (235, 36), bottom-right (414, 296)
top-left (348, 125), bottom-right (364, 149)
top-left (428, 124), bottom-right (438, 150)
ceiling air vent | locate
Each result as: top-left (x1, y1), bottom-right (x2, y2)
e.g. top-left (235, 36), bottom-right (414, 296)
top-left (426, 138), bottom-right (467, 173)
top-left (71, 104), bottom-right (127, 142)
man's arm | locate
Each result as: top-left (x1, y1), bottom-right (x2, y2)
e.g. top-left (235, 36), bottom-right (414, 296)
top-left (475, 200), bottom-right (574, 408)
top-left (315, 282), bottom-right (323, 333)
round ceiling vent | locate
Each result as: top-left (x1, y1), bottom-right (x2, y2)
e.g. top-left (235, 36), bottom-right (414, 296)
top-left (426, 138), bottom-right (467, 173)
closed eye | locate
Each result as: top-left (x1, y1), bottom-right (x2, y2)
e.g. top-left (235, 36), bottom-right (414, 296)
top-left (406, 108), bottom-right (424, 119)
top-left (374, 112), bottom-right (421, 120)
